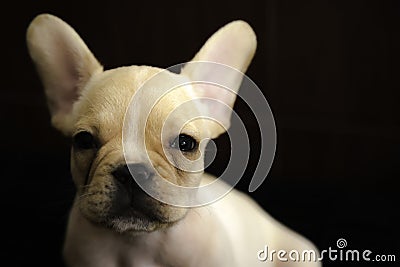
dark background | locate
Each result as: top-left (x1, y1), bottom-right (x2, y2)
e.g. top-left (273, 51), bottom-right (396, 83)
top-left (3, 0), bottom-right (399, 266)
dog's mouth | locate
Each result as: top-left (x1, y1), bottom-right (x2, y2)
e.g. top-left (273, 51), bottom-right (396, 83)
top-left (104, 208), bottom-right (174, 233)
top-left (79, 191), bottom-right (180, 233)
top-left (80, 203), bottom-right (175, 233)
top-left (79, 167), bottom-right (187, 233)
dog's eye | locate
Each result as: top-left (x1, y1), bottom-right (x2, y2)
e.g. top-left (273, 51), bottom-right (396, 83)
top-left (171, 134), bottom-right (197, 152)
top-left (73, 131), bottom-right (96, 150)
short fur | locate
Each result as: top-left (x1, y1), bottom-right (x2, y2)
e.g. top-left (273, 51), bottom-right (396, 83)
top-left (27, 14), bottom-right (321, 267)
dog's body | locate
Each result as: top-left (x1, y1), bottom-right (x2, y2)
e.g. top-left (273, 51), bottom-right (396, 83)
top-left (27, 14), bottom-right (320, 267)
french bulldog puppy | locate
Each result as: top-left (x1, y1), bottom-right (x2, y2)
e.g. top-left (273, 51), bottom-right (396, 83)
top-left (27, 14), bottom-right (321, 267)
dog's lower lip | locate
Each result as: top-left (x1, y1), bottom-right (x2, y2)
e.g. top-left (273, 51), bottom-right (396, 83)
top-left (106, 209), bottom-right (148, 223)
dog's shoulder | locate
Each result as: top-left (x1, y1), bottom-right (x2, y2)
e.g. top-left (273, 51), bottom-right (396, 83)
top-left (200, 173), bottom-right (321, 266)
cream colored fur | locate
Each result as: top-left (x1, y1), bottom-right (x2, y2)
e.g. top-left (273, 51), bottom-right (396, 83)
top-left (27, 14), bottom-right (321, 267)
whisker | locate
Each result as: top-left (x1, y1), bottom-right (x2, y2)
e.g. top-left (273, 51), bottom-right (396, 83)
top-left (77, 191), bottom-right (96, 201)
top-left (75, 192), bottom-right (98, 205)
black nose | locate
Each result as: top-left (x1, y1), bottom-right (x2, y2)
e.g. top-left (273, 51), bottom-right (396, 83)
top-left (112, 163), bottom-right (152, 184)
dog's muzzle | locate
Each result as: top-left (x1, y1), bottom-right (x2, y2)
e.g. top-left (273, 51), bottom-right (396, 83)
top-left (109, 163), bottom-right (157, 218)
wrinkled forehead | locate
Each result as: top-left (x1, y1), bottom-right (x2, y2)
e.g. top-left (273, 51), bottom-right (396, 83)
top-left (73, 65), bottom-right (202, 136)
top-left (124, 68), bottom-right (203, 138)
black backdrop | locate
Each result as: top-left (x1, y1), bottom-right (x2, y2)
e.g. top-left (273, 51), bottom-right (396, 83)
top-left (3, 1), bottom-right (399, 266)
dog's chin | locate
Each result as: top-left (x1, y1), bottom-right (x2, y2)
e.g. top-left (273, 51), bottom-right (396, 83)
top-left (84, 209), bottom-right (180, 234)
top-left (105, 214), bottom-right (174, 234)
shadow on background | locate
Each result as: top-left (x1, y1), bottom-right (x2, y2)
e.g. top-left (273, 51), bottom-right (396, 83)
top-left (2, 0), bottom-right (399, 266)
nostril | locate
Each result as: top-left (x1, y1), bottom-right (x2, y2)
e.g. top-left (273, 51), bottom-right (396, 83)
top-left (127, 163), bottom-right (152, 181)
top-left (112, 164), bottom-right (131, 184)
top-left (112, 164), bottom-right (152, 184)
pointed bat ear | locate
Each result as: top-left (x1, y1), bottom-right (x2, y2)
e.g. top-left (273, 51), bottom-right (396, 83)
top-left (27, 14), bottom-right (103, 135)
top-left (181, 20), bottom-right (256, 138)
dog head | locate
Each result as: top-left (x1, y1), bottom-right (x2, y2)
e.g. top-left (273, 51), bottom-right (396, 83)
top-left (27, 14), bottom-right (256, 233)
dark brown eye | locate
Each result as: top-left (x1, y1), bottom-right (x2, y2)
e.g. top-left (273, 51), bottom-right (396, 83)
top-left (73, 131), bottom-right (96, 150)
top-left (171, 134), bottom-right (197, 152)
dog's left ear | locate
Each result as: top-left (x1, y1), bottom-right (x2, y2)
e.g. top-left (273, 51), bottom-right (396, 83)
top-left (27, 14), bottom-right (103, 135)
top-left (181, 21), bottom-right (256, 138)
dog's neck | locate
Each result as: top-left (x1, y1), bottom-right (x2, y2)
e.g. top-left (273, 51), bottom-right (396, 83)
top-left (64, 196), bottom-right (230, 267)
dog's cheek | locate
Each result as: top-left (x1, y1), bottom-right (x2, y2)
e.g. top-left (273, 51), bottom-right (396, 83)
top-left (70, 149), bottom-right (94, 188)
top-left (161, 205), bottom-right (188, 222)
top-left (175, 169), bottom-right (203, 188)
top-left (70, 155), bottom-right (84, 188)
top-left (79, 180), bottom-right (114, 222)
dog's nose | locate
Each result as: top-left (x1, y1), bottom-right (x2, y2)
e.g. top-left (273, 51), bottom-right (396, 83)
top-left (110, 163), bottom-right (153, 216)
top-left (112, 163), bottom-right (152, 184)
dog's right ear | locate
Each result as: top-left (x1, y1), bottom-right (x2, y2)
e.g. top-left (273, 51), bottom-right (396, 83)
top-left (27, 14), bottom-right (103, 135)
